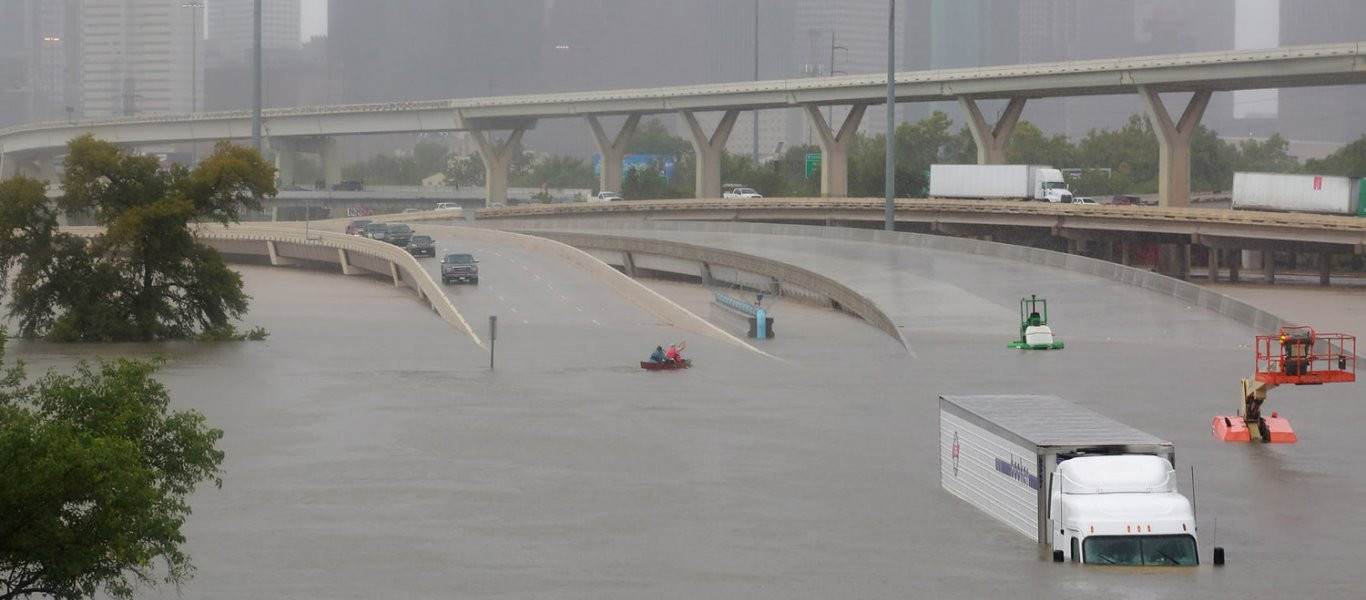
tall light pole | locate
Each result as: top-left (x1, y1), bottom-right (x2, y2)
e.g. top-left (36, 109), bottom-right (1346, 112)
top-left (181, 2), bottom-right (202, 114)
top-left (828, 33), bottom-right (847, 126)
top-left (751, 0), bottom-right (759, 165)
top-left (884, 0), bottom-right (895, 231)
top-left (252, 0), bottom-right (263, 152)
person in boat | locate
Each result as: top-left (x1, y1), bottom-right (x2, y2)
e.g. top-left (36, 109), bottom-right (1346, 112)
top-left (649, 346), bottom-right (666, 364)
top-left (665, 344), bottom-right (680, 364)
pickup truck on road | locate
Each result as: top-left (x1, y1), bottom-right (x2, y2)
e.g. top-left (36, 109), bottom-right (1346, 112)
top-left (441, 253), bottom-right (479, 284)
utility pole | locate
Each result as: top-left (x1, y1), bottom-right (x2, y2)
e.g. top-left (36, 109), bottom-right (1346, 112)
top-left (251, 0), bottom-right (262, 152)
top-left (752, 0), bottom-right (759, 165)
top-left (884, 0), bottom-right (895, 231)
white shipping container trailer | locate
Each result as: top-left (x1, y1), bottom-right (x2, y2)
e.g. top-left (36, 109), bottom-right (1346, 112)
top-left (940, 395), bottom-right (1217, 566)
top-left (1231, 171), bottom-right (1366, 216)
top-left (928, 164), bottom-right (1073, 202)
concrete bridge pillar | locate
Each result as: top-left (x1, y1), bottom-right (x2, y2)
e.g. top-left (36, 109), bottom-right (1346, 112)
top-left (0, 153), bottom-right (15, 179)
top-left (469, 126), bottom-right (525, 208)
top-left (680, 109), bottom-right (740, 199)
top-left (1138, 87), bottom-right (1211, 208)
top-left (803, 103), bottom-right (867, 197)
top-left (959, 97), bottom-right (1026, 165)
top-left (270, 138), bottom-right (299, 187)
top-left (587, 114), bottom-right (640, 195)
top-left (317, 137), bottom-right (343, 188)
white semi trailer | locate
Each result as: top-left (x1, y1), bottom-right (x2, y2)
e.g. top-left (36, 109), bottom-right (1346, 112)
top-left (929, 164), bottom-right (1073, 203)
top-left (1231, 171), bottom-right (1366, 216)
top-left (939, 394), bottom-right (1222, 566)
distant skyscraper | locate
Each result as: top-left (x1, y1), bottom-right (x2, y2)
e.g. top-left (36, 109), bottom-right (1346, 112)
top-left (82, 0), bottom-right (200, 117)
top-left (0, 0), bottom-right (78, 127)
top-left (208, 0), bottom-right (301, 63)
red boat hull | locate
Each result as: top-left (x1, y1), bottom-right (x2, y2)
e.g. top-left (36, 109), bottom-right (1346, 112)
top-left (640, 359), bottom-right (691, 370)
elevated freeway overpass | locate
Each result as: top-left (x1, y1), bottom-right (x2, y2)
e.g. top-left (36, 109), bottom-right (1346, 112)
top-left (407, 198), bottom-right (1366, 284)
top-left (4, 42), bottom-right (1366, 207)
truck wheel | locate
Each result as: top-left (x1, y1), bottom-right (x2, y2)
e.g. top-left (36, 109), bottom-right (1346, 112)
top-left (1213, 546), bottom-right (1225, 565)
top-left (471, 277), bottom-right (478, 284)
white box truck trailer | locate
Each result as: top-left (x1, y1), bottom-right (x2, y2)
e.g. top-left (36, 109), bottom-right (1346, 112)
top-left (1231, 171), bottom-right (1366, 216)
top-left (929, 164), bottom-right (1073, 203)
top-left (940, 395), bottom-right (1219, 566)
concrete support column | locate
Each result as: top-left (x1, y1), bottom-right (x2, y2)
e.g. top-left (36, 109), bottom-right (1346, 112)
top-left (1320, 252), bottom-right (1332, 286)
top-left (469, 127), bottom-right (526, 208)
top-left (0, 153), bottom-right (16, 179)
top-left (1265, 251), bottom-right (1276, 284)
top-left (959, 96), bottom-right (1027, 164)
top-left (1243, 250), bottom-right (1262, 277)
top-left (1138, 87), bottom-right (1211, 208)
top-left (318, 137), bottom-right (343, 188)
top-left (680, 109), bottom-right (740, 199)
top-left (802, 103), bottom-right (868, 197)
top-left (272, 139), bottom-right (299, 187)
top-left (1207, 247), bottom-right (1219, 282)
top-left (1228, 249), bottom-right (1241, 282)
top-left (586, 114), bottom-right (640, 195)
top-left (1066, 238), bottom-right (1080, 255)
top-left (1120, 241), bottom-right (1133, 267)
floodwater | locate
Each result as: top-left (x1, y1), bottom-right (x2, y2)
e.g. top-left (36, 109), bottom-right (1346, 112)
top-left (8, 230), bottom-right (1366, 599)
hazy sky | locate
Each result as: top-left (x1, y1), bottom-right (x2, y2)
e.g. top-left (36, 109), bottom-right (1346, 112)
top-left (301, 0), bottom-right (327, 40)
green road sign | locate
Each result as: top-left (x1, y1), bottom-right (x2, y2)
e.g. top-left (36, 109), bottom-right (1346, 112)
top-left (805, 153), bottom-right (822, 179)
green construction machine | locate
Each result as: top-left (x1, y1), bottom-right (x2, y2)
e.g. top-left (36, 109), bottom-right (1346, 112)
top-left (1008, 294), bottom-right (1064, 350)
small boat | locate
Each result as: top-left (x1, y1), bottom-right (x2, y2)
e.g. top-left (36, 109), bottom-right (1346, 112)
top-left (640, 359), bottom-right (691, 371)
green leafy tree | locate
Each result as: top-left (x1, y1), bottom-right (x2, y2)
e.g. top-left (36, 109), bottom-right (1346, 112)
top-left (343, 142), bottom-right (452, 185)
top-left (445, 152), bottom-right (486, 188)
top-left (512, 155), bottom-right (596, 189)
top-left (1189, 124), bottom-right (1238, 191)
top-left (1305, 136), bottom-right (1366, 177)
top-left (0, 135), bottom-right (274, 341)
top-left (1235, 133), bottom-right (1301, 174)
top-left (1006, 121), bottom-right (1076, 168)
top-left (0, 343), bottom-right (225, 600)
top-left (625, 118), bottom-right (693, 156)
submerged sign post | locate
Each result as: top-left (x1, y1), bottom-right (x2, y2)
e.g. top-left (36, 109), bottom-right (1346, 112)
top-left (488, 315), bottom-right (497, 369)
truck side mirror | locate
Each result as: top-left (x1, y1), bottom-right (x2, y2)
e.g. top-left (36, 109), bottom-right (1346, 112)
top-left (1052, 550), bottom-right (1064, 563)
top-left (1213, 546), bottom-right (1225, 566)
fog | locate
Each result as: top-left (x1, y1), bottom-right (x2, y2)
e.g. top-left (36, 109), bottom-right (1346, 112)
top-left (2, 1), bottom-right (1363, 157)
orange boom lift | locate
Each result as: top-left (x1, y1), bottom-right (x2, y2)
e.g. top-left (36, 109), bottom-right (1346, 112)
top-left (1213, 325), bottom-right (1356, 443)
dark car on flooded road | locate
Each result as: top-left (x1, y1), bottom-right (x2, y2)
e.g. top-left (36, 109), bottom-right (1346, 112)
top-left (385, 223), bottom-right (414, 247)
top-left (407, 234), bottom-right (436, 257)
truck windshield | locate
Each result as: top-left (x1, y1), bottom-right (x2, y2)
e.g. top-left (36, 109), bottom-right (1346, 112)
top-left (1083, 535), bottom-right (1197, 566)
top-left (1043, 181), bottom-right (1069, 190)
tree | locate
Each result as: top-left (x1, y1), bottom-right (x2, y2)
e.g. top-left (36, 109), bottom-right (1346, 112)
top-left (1235, 133), bottom-right (1300, 175)
top-left (343, 142), bottom-right (452, 185)
top-left (0, 135), bottom-right (274, 341)
top-left (1006, 121), bottom-right (1076, 168)
top-left (1305, 136), bottom-right (1366, 177)
top-left (0, 343), bottom-right (225, 600)
top-left (445, 152), bottom-right (486, 188)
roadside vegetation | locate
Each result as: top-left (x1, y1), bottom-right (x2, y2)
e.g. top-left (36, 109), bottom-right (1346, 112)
top-left (0, 135), bottom-right (274, 342)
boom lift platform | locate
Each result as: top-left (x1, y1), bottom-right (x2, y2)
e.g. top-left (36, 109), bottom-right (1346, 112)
top-left (1213, 325), bottom-right (1355, 443)
top-left (1007, 294), bottom-right (1064, 350)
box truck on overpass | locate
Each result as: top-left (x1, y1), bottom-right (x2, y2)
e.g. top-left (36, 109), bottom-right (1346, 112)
top-left (1231, 171), bottom-right (1366, 216)
top-left (940, 394), bottom-right (1221, 566)
top-left (929, 164), bottom-right (1074, 203)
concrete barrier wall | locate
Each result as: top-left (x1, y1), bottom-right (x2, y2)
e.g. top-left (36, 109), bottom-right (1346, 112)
top-left (192, 225), bottom-right (483, 346)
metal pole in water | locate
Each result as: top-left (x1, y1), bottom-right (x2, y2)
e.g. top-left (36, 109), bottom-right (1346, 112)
top-left (489, 315), bottom-right (497, 369)
top-left (884, 0), bottom-right (896, 231)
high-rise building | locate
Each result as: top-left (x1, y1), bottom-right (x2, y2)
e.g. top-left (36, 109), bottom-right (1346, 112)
top-left (81, 0), bottom-right (200, 117)
top-left (0, 0), bottom-right (79, 127)
top-left (1275, 0), bottom-right (1366, 145)
top-left (207, 0), bottom-right (301, 63)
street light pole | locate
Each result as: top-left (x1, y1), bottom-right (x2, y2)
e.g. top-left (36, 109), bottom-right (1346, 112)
top-left (252, 0), bottom-right (262, 152)
top-left (181, 2), bottom-right (202, 114)
top-left (752, 0), bottom-right (759, 165)
top-left (885, 0), bottom-right (895, 231)
top-left (828, 33), bottom-right (847, 126)
top-left (42, 36), bottom-right (61, 119)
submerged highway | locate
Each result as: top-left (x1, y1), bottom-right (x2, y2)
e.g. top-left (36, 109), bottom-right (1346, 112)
top-left (11, 222), bottom-right (1366, 599)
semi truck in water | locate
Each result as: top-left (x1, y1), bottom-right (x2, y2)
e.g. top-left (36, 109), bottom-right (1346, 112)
top-left (1231, 171), bottom-right (1366, 216)
top-left (939, 395), bottom-right (1222, 566)
top-left (929, 164), bottom-right (1074, 203)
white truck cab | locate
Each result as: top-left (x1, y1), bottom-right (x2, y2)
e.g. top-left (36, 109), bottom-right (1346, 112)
top-left (1049, 455), bottom-right (1198, 565)
top-left (1035, 168), bottom-right (1073, 203)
